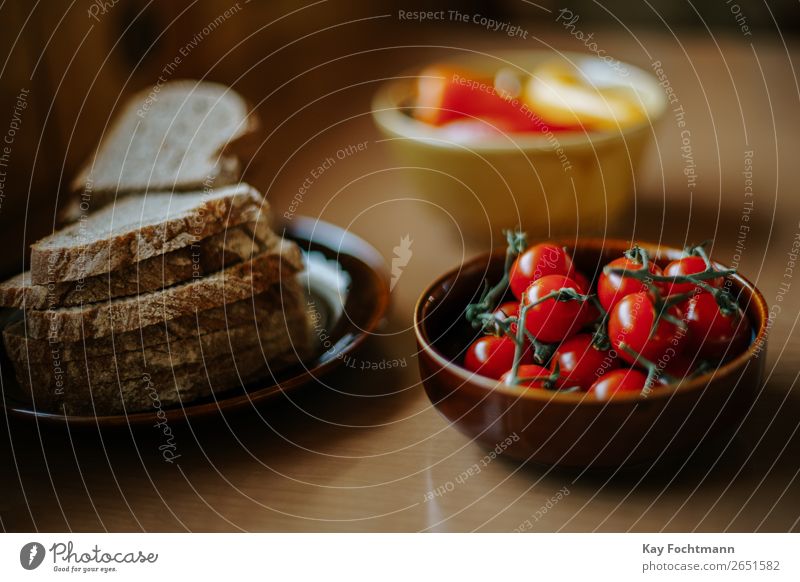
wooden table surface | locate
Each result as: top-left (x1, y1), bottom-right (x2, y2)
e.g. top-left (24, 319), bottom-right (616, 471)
top-left (2, 29), bottom-right (799, 532)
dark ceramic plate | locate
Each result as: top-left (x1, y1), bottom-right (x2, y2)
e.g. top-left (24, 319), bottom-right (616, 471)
top-left (0, 217), bottom-right (389, 428)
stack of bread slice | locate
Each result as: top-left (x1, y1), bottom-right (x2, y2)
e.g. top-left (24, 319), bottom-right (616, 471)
top-left (0, 81), bottom-right (312, 415)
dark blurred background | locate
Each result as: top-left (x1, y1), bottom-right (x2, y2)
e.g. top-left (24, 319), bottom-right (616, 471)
top-left (0, 0), bottom-right (796, 276)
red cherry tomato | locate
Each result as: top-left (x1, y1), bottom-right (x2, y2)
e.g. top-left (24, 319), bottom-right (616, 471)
top-left (522, 274), bottom-right (583, 343)
top-left (572, 270), bottom-right (590, 293)
top-left (501, 364), bottom-right (551, 389)
top-left (598, 256), bottom-right (663, 312)
top-left (589, 368), bottom-right (649, 399)
top-left (510, 243), bottom-right (574, 300)
top-left (551, 334), bottom-right (619, 390)
top-left (658, 355), bottom-right (695, 385)
top-left (608, 292), bottom-right (684, 365)
top-left (577, 299), bottom-right (601, 328)
top-left (492, 301), bottom-right (521, 335)
top-left (683, 292), bottom-right (751, 359)
top-left (464, 335), bottom-right (530, 380)
top-left (566, 270), bottom-right (599, 327)
top-left (663, 256), bottom-right (722, 296)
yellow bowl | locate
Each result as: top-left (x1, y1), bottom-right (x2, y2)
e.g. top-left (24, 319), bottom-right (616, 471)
top-left (371, 51), bottom-right (667, 242)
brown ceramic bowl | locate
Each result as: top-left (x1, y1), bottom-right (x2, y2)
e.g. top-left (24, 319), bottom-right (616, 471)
top-left (414, 239), bottom-right (768, 468)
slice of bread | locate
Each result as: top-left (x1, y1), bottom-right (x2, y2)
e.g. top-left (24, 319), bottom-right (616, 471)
top-left (1, 222), bottom-right (276, 309)
top-left (31, 183), bottom-right (264, 284)
top-left (71, 80), bottom-right (257, 202)
top-left (21, 238), bottom-right (304, 341)
top-left (5, 281), bottom-right (313, 415)
top-left (4, 278), bottom-right (310, 363)
top-left (20, 344), bottom-right (302, 416)
top-left (13, 309), bottom-right (308, 392)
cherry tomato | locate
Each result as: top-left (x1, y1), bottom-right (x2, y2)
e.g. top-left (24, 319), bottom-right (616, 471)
top-left (510, 243), bottom-right (574, 300)
top-left (577, 298), bottom-right (601, 328)
top-left (658, 355), bottom-right (695, 385)
top-left (492, 301), bottom-right (521, 335)
top-left (522, 274), bottom-right (583, 343)
top-left (663, 255), bottom-right (722, 296)
top-left (501, 364), bottom-right (551, 389)
top-left (683, 292), bottom-right (751, 359)
top-left (566, 270), bottom-right (599, 327)
top-left (550, 334), bottom-right (619, 390)
top-left (598, 256), bottom-right (663, 312)
top-left (464, 335), bottom-right (530, 380)
top-left (572, 270), bottom-right (590, 293)
top-left (589, 368), bottom-right (649, 399)
top-left (608, 292), bottom-right (684, 365)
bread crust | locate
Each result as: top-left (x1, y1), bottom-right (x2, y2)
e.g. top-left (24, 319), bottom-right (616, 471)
top-left (13, 311), bottom-right (307, 386)
top-left (4, 281), bottom-right (313, 415)
top-left (30, 184), bottom-right (265, 284)
top-left (1, 222), bottom-right (276, 309)
top-left (4, 279), bottom-right (308, 362)
top-left (18, 344), bottom-right (303, 416)
top-left (20, 239), bottom-right (303, 341)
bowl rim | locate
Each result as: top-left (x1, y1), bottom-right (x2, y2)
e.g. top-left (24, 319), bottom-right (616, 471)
top-left (371, 49), bottom-right (669, 153)
top-left (413, 238), bottom-right (769, 406)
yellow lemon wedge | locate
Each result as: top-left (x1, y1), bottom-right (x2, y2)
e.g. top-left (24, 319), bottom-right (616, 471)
top-left (525, 61), bottom-right (647, 130)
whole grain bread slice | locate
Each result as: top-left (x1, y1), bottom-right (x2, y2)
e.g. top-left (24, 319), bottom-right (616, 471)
top-left (71, 80), bottom-right (258, 203)
top-left (18, 342), bottom-right (302, 416)
top-left (31, 183), bottom-right (264, 284)
top-left (13, 308), bottom-right (309, 391)
top-left (6, 281), bottom-right (313, 415)
top-left (1, 222), bottom-right (276, 309)
top-left (3, 278), bottom-right (309, 363)
top-left (23, 239), bottom-right (304, 341)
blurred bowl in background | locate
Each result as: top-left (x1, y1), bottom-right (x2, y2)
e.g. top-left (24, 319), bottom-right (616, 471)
top-left (372, 51), bottom-right (667, 243)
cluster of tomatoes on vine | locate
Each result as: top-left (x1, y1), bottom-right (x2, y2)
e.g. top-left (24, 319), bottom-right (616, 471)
top-left (463, 232), bottom-right (752, 398)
